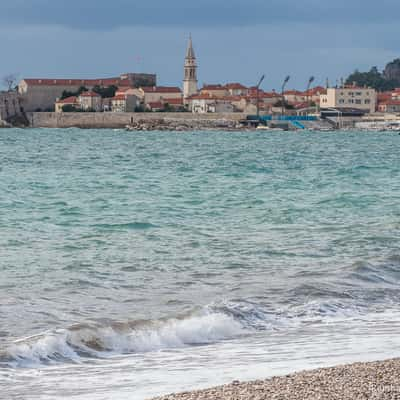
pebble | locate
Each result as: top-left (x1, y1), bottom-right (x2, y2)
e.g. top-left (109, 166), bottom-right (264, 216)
top-left (149, 359), bottom-right (400, 400)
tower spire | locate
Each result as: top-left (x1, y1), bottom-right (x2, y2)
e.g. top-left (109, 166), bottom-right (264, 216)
top-left (183, 34), bottom-right (198, 100)
top-left (186, 34), bottom-right (195, 59)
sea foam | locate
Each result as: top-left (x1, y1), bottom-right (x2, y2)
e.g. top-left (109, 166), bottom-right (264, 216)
top-left (2, 311), bottom-right (244, 368)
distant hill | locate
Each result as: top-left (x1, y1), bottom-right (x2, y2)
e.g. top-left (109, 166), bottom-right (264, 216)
top-left (345, 59), bottom-right (400, 92)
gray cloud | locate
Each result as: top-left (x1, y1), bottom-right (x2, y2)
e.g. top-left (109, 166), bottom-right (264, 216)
top-left (1, 1), bottom-right (399, 90)
top-left (0, 22), bottom-right (398, 90)
top-left (1, 0), bottom-right (399, 30)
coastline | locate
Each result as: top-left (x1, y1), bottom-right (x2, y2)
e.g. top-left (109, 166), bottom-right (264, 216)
top-left (25, 111), bottom-right (248, 130)
top-left (150, 358), bottom-right (399, 400)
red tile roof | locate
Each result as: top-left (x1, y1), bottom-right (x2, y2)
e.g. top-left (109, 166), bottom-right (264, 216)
top-left (220, 95), bottom-right (242, 101)
top-left (293, 101), bottom-right (311, 109)
top-left (260, 92), bottom-right (281, 98)
top-left (142, 86), bottom-right (181, 93)
top-left (201, 84), bottom-right (225, 91)
top-left (284, 90), bottom-right (303, 95)
top-left (379, 100), bottom-right (400, 106)
top-left (377, 93), bottom-right (392, 102)
top-left (306, 86), bottom-right (327, 95)
top-left (56, 96), bottom-right (78, 104)
top-left (79, 91), bottom-right (101, 98)
top-left (23, 78), bottom-right (130, 87)
top-left (112, 94), bottom-right (127, 101)
top-left (225, 83), bottom-right (247, 90)
top-left (164, 98), bottom-right (183, 105)
top-left (148, 101), bottom-right (164, 109)
top-left (116, 86), bottom-right (135, 93)
top-left (188, 94), bottom-right (220, 100)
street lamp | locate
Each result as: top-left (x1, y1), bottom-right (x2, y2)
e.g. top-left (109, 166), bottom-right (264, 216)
top-left (306, 76), bottom-right (315, 116)
top-left (256, 74), bottom-right (265, 120)
top-left (281, 75), bottom-right (290, 116)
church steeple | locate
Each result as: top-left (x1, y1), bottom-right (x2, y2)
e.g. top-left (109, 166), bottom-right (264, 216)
top-left (183, 35), bottom-right (198, 99)
top-left (186, 35), bottom-right (196, 59)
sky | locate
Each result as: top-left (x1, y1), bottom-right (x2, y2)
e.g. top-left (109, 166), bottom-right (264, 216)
top-left (1, 0), bottom-right (399, 91)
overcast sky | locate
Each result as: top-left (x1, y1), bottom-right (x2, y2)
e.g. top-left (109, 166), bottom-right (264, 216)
top-left (1, 0), bottom-right (399, 90)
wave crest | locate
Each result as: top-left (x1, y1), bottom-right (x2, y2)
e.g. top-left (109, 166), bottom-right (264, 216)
top-left (1, 311), bottom-right (243, 368)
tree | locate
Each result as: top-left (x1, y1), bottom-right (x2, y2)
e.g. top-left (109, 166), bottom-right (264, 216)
top-left (345, 67), bottom-right (393, 91)
top-left (273, 99), bottom-right (294, 109)
top-left (134, 104), bottom-right (145, 112)
top-left (163, 103), bottom-right (174, 112)
top-left (3, 74), bottom-right (18, 91)
top-left (60, 86), bottom-right (88, 100)
top-left (345, 60), bottom-right (400, 91)
top-left (92, 85), bottom-right (117, 98)
top-left (62, 104), bottom-right (80, 112)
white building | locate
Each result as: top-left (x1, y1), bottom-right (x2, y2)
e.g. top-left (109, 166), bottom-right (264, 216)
top-left (189, 95), bottom-right (234, 113)
top-left (320, 86), bottom-right (376, 113)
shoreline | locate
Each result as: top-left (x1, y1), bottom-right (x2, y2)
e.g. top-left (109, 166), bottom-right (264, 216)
top-left (25, 111), bottom-right (248, 130)
top-left (150, 358), bottom-right (400, 399)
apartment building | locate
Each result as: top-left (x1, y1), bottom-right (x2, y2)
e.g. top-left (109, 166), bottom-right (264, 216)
top-left (320, 86), bottom-right (376, 113)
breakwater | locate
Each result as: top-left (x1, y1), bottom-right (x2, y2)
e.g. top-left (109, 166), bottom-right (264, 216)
top-left (27, 112), bottom-right (247, 129)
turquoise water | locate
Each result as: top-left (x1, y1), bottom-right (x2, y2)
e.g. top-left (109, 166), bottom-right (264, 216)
top-left (1, 128), bottom-right (400, 399)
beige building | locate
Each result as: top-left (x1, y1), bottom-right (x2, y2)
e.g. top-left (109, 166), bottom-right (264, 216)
top-left (224, 83), bottom-right (248, 96)
top-left (200, 84), bottom-right (228, 97)
top-left (55, 91), bottom-right (102, 112)
top-left (79, 91), bottom-right (102, 111)
top-left (132, 86), bottom-right (183, 105)
top-left (283, 90), bottom-right (306, 104)
top-left (55, 96), bottom-right (79, 113)
top-left (111, 93), bottom-right (139, 112)
top-left (320, 86), bottom-right (376, 113)
top-left (200, 83), bottom-right (249, 98)
top-left (304, 86), bottom-right (326, 104)
top-left (18, 73), bottom-right (156, 112)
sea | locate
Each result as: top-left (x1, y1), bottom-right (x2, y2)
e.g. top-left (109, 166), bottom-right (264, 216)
top-left (1, 128), bottom-right (400, 399)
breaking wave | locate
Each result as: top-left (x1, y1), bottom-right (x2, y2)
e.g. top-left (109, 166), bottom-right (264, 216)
top-left (1, 298), bottom-right (387, 369)
top-left (4, 255), bottom-right (400, 369)
top-left (0, 310), bottom-right (243, 368)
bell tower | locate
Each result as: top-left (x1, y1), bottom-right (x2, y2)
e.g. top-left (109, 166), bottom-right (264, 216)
top-left (183, 35), bottom-right (198, 99)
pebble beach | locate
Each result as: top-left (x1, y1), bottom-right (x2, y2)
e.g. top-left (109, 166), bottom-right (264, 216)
top-left (151, 359), bottom-right (400, 400)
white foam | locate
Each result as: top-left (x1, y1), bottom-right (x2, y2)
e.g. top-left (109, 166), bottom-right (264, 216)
top-left (4, 312), bottom-right (244, 367)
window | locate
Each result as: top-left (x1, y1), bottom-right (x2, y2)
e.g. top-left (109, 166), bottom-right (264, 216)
top-left (365, 99), bottom-right (371, 104)
top-left (356, 92), bottom-right (362, 96)
top-left (339, 99), bottom-right (345, 104)
top-left (355, 99), bottom-right (361, 104)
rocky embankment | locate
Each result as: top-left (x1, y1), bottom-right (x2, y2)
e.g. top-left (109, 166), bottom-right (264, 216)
top-left (0, 119), bottom-right (11, 128)
top-left (125, 118), bottom-right (244, 131)
top-left (151, 358), bottom-right (400, 400)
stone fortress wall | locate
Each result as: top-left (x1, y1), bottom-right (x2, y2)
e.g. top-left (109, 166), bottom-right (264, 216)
top-left (0, 92), bottom-right (23, 121)
top-left (19, 73), bottom-right (157, 112)
top-left (27, 112), bottom-right (247, 129)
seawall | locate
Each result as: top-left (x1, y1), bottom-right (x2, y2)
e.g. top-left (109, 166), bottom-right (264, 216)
top-left (27, 112), bottom-right (247, 129)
